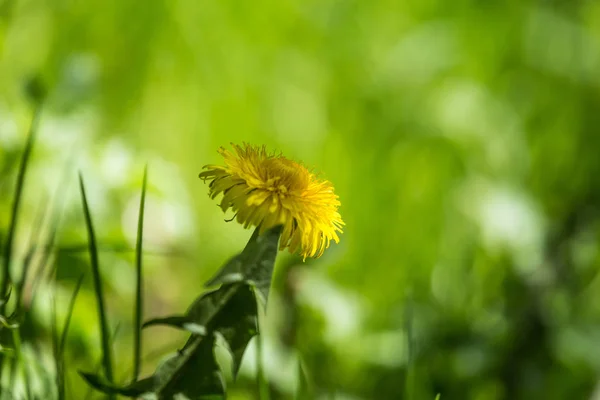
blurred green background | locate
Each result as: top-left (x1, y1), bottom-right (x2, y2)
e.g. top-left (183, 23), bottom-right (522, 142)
top-left (2, 0), bottom-right (600, 399)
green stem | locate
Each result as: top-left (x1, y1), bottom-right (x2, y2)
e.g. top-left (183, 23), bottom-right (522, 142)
top-left (133, 165), bottom-right (148, 381)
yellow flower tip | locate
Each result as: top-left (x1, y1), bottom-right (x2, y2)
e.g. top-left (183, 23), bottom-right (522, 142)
top-left (199, 143), bottom-right (344, 259)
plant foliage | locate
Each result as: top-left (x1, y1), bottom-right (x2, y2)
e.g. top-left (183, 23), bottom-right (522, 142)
top-left (80, 224), bottom-right (281, 399)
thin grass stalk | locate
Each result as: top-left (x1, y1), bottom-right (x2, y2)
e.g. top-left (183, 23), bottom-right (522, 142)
top-left (27, 256), bottom-right (56, 318)
top-left (27, 198), bottom-right (65, 310)
top-left (0, 102), bottom-right (42, 308)
top-left (16, 150), bottom-right (74, 314)
top-left (27, 222), bottom-right (60, 310)
top-left (78, 174), bottom-right (115, 398)
top-left (0, 102), bottom-right (43, 375)
top-left (133, 165), bottom-right (148, 381)
top-left (14, 198), bottom-right (48, 314)
top-left (5, 316), bottom-right (19, 400)
top-left (10, 256), bottom-right (58, 397)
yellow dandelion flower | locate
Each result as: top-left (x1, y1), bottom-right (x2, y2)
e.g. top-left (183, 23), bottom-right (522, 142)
top-left (199, 143), bottom-right (344, 259)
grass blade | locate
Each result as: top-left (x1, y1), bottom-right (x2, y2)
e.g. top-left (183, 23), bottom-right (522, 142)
top-left (17, 148), bottom-right (75, 314)
top-left (78, 173), bottom-right (115, 397)
top-left (0, 101), bottom-right (43, 307)
top-left (133, 165), bottom-right (148, 381)
top-left (0, 102), bottom-right (43, 376)
top-left (57, 274), bottom-right (84, 400)
top-left (14, 198), bottom-right (48, 314)
top-left (27, 163), bottom-right (73, 312)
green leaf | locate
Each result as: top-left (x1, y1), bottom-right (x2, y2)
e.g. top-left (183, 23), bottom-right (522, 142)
top-left (203, 255), bottom-right (244, 288)
top-left (211, 284), bottom-right (258, 378)
top-left (241, 226), bottom-right (281, 303)
top-left (145, 283), bottom-right (258, 378)
top-left (158, 335), bottom-right (225, 399)
top-left (79, 372), bottom-right (155, 397)
top-left (144, 316), bottom-right (207, 336)
top-left (82, 225), bottom-right (280, 398)
top-left (205, 225), bottom-right (281, 305)
top-left (80, 334), bottom-right (225, 399)
top-left (0, 313), bottom-right (18, 330)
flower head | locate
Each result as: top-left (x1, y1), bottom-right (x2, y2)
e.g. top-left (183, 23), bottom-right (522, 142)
top-left (199, 143), bottom-right (344, 259)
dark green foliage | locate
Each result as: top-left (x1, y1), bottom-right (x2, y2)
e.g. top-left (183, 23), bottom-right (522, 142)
top-left (81, 334), bottom-right (224, 398)
top-left (81, 224), bottom-right (281, 398)
top-left (144, 282), bottom-right (258, 378)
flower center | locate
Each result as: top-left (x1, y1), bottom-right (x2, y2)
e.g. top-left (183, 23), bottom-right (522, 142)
top-left (263, 157), bottom-right (310, 194)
